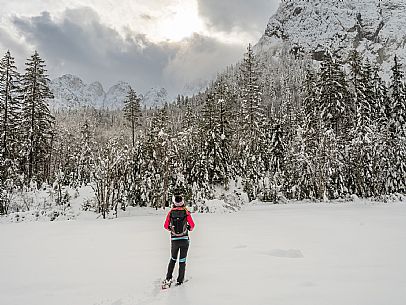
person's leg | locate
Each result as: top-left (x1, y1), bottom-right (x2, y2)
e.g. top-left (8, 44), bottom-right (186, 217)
top-left (177, 239), bottom-right (190, 283)
top-left (166, 241), bottom-right (180, 281)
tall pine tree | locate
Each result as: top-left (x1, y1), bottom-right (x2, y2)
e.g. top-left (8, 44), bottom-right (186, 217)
top-left (123, 87), bottom-right (142, 147)
top-left (0, 50), bottom-right (21, 214)
top-left (20, 51), bottom-right (55, 184)
top-left (317, 52), bottom-right (352, 199)
top-left (0, 50), bottom-right (20, 160)
top-left (237, 44), bottom-right (266, 200)
top-left (199, 78), bottom-right (233, 187)
top-left (347, 51), bottom-right (375, 196)
top-left (386, 56), bottom-right (406, 193)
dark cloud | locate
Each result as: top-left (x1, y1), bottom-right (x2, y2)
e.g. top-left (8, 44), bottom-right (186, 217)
top-left (9, 7), bottom-right (244, 96)
top-left (11, 8), bottom-right (175, 93)
top-left (197, 0), bottom-right (280, 35)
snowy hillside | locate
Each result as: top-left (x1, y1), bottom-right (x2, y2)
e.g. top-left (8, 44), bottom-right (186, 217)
top-left (1, 202), bottom-right (405, 305)
top-left (255, 0), bottom-right (406, 75)
top-left (49, 75), bottom-right (168, 110)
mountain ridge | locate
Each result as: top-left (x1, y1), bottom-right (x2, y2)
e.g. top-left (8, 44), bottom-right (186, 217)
top-left (49, 74), bottom-right (169, 110)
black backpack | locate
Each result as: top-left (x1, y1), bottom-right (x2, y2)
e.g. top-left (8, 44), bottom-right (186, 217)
top-left (170, 209), bottom-right (188, 236)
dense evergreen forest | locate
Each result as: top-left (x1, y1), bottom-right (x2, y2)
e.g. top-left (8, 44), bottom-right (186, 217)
top-left (0, 46), bottom-right (405, 217)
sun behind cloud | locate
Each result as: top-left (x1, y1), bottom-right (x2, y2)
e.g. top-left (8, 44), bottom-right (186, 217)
top-left (148, 0), bottom-right (204, 42)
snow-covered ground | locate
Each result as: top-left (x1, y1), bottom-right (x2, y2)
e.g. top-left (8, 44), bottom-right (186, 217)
top-left (1, 201), bottom-right (406, 305)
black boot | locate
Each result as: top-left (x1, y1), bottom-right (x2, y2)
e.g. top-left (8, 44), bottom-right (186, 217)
top-left (177, 262), bottom-right (186, 284)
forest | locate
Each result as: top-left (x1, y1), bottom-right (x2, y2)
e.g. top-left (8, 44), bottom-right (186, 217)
top-left (0, 45), bottom-right (405, 218)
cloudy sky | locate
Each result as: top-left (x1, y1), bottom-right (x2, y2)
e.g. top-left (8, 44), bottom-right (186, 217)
top-left (0, 0), bottom-right (280, 96)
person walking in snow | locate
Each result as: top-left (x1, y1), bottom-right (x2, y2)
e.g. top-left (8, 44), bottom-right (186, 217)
top-left (162, 193), bottom-right (195, 288)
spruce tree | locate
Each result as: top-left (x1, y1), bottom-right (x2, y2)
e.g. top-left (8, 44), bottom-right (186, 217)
top-left (213, 78), bottom-right (233, 183)
top-left (123, 87), bottom-right (142, 147)
top-left (389, 55), bottom-right (406, 138)
top-left (200, 91), bottom-right (217, 186)
top-left (317, 52), bottom-right (352, 199)
top-left (268, 123), bottom-right (285, 202)
top-left (349, 57), bottom-right (373, 196)
top-left (239, 44), bottom-right (265, 146)
top-left (20, 51), bottom-right (55, 183)
top-left (199, 78), bottom-right (233, 187)
top-left (372, 67), bottom-right (390, 128)
top-left (0, 50), bottom-right (22, 214)
top-left (371, 67), bottom-right (391, 195)
top-left (0, 50), bottom-right (21, 161)
top-left (300, 67), bottom-right (321, 198)
top-left (143, 104), bottom-right (171, 209)
top-left (319, 52), bottom-right (353, 137)
top-left (302, 68), bottom-right (319, 134)
top-left (387, 56), bottom-right (406, 193)
top-left (237, 44), bottom-right (266, 200)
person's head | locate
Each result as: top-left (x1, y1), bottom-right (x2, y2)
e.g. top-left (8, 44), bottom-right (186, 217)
top-left (173, 194), bottom-right (184, 207)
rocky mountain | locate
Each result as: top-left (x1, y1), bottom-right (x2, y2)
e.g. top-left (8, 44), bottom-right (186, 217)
top-left (255, 0), bottom-right (406, 76)
top-left (104, 81), bottom-right (131, 110)
top-left (49, 75), bottom-right (99, 109)
top-left (49, 75), bottom-right (168, 110)
top-left (141, 88), bottom-right (169, 108)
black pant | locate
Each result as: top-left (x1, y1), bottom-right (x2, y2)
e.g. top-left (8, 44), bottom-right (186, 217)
top-left (166, 239), bottom-right (189, 283)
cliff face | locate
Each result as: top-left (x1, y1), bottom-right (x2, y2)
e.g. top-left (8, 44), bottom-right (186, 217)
top-left (255, 0), bottom-right (406, 74)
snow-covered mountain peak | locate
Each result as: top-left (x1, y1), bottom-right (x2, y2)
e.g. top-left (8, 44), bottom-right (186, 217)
top-left (104, 81), bottom-right (131, 109)
top-left (141, 87), bottom-right (169, 108)
top-left (54, 74), bottom-right (84, 88)
top-left (255, 0), bottom-right (406, 74)
top-left (105, 81), bottom-right (131, 95)
top-left (49, 75), bottom-right (168, 110)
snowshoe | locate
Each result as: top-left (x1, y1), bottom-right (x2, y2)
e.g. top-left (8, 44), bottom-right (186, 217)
top-left (161, 279), bottom-right (172, 290)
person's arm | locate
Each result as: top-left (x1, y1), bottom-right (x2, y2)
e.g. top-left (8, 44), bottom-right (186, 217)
top-left (164, 210), bottom-right (172, 231)
top-left (186, 211), bottom-right (195, 231)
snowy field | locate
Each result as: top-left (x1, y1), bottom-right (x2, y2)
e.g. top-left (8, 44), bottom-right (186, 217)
top-left (1, 201), bottom-right (406, 305)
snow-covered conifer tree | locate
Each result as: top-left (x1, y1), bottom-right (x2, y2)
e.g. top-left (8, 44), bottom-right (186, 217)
top-left (20, 51), bottom-right (55, 184)
top-left (237, 44), bottom-right (266, 200)
top-left (299, 67), bottom-right (320, 198)
top-left (123, 87), bottom-right (142, 147)
top-left (0, 51), bottom-right (21, 214)
top-left (0, 50), bottom-right (21, 161)
top-left (316, 52), bottom-right (352, 198)
top-left (371, 67), bottom-right (391, 194)
top-left (347, 51), bottom-right (375, 196)
top-left (386, 56), bottom-right (406, 193)
top-left (199, 78), bottom-right (233, 187)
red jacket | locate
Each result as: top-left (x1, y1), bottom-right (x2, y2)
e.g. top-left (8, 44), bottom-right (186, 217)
top-left (164, 207), bottom-right (195, 233)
